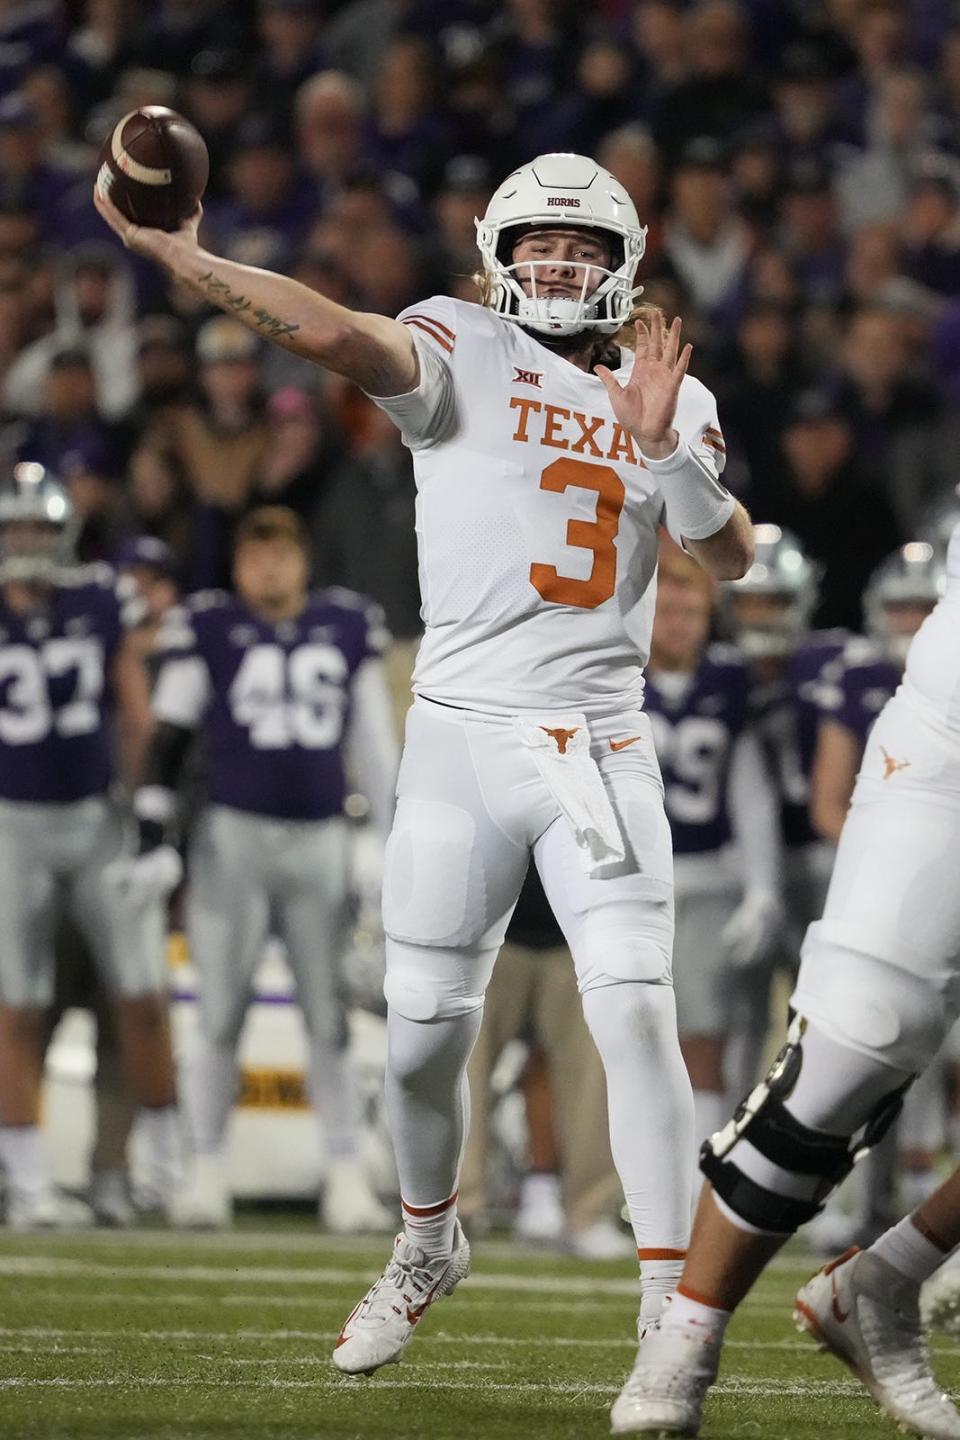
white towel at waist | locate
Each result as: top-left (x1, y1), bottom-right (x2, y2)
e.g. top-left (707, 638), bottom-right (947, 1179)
top-left (512, 713), bottom-right (625, 878)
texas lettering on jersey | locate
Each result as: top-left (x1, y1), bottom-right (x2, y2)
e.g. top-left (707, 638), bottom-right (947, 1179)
top-left (153, 588), bottom-right (385, 821)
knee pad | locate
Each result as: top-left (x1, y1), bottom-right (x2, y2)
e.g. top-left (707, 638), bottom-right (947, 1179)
top-left (700, 1016), bottom-right (909, 1234)
top-left (383, 938), bottom-right (496, 1021)
top-left (793, 926), bottom-right (952, 1073)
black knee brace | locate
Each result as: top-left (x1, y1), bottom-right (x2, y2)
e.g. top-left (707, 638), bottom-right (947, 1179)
top-left (700, 1018), bottom-right (909, 1234)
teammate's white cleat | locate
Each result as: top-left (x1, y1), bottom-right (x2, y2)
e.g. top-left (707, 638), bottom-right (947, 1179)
top-left (89, 1169), bottom-right (136, 1228)
top-left (6, 1186), bottom-right (94, 1232)
top-left (794, 1247), bottom-right (960, 1440)
top-left (610, 1321), bottom-right (720, 1435)
top-left (321, 1158), bottom-right (394, 1234)
top-left (170, 1154), bottom-right (232, 1230)
top-left (333, 1222), bottom-right (471, 1376)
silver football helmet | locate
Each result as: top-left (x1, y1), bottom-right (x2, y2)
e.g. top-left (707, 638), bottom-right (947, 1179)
top-left (863, 540), bottom-right (945, 664)
top-left (475, 152), bottom-right (647, 337)
top-left (725, 523), bottom-right (820, 660)
top-left (0, 461), bottom-right (78, 582)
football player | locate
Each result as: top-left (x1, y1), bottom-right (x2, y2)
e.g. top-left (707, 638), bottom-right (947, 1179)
top-left (644, 543), bottom-right (781, 1170)
top-left (722, 524), bottom-right (846, 1099)
top-left (124, 506), bottom-right (397, 1232)
top-left (95, 152), bottom-right (753, 1391)
top-left (0, 461), bottom-right (179, 1229)
top-left (810, 541), bottom-right (946, 1243)
top-left (609, 516), bottom-right (960, 1438)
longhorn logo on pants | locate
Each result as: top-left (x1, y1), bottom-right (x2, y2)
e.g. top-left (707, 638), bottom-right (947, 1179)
top-left (541, 726), bottom-right (579, 754)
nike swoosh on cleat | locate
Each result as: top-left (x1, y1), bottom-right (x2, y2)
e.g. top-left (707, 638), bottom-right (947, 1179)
top-left (830, 1273), bottom-right (850, 1324)
top-left (609, 735), bottom-right (643, 751)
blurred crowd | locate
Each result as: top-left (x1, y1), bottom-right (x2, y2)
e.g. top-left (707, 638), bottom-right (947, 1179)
top-left (1, 0), bottom-right (960, 637)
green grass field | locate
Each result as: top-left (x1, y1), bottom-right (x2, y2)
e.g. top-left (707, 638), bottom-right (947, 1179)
top-left (0, 1222), bottom-right (956, 1439)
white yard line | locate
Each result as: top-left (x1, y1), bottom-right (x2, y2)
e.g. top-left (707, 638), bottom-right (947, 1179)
top-left (0, 1325), bottom-right (954, 1356)
top-left (0, 1374), bottom-right (891, 1399)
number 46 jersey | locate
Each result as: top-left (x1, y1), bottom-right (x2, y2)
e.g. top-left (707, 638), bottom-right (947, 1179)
top-left (374, 296), bottom-right (731, 716)
top-left (152, 588), bottom-right (388, 821)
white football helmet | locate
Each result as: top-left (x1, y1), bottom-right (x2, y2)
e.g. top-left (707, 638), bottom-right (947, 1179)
top-left (863, 540), bottom-right (945, 664)
top-left (0, 460), bottom-right (78, 583)
top-left (724, 523), bottom-right (820, 660)
top-left (475, 152), bottom-right (647, 337)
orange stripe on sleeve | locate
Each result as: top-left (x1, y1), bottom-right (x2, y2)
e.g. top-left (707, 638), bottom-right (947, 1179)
top-left (702, 435), bottom-right (726, 453)
top-left (405, 311), bottom-right (456, 343)
top-left (403, 317), bottom-right (454, 354)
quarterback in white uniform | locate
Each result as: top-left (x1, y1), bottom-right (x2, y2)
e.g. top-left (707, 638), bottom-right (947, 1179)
top-left (95, 153), bottom-right (752, 1398)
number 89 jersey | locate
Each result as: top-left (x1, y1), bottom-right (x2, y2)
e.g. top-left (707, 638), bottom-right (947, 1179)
top-left (152, 587), bottom-right (387, 821)
top-left (374, 296), bottom-right (729, 716)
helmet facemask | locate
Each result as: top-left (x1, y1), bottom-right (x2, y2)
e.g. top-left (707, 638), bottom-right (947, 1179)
top-left (477, 221), bottom-right (646, 337)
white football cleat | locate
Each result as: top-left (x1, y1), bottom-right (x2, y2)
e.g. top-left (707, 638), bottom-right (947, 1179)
top-left (794, 1246), bottom-right (960, 1440)
top-left (321, 1158), bottom-right (394, 1234)
top-left (610, 1321), bottom-right (720, 1435)
top-left (170, 1154), bottom-right (232, 1230)
top-left (333, 1221), bottom-right (471, 1376)
top-left (89, 1170), bottom-right (135, 1228)
top-left (6, 1186), bottom-right (94, 1232)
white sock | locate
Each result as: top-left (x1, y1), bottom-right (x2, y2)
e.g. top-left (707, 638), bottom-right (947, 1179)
top-left (402, 1190), bottom-right (459, 1258)
top-left (660, 1288), bottom-right (732, 1345)
top-left (519, 1171), bottom-right (562, 1211)
top-left (639, 1255), bottom-right (686, 1324)
top-left (139, 1105), bottom-right (181, 1194)
top-left (871, 1212), bottom-right (951, 1285)
top-left (581, 984), bottom-right (693, 1256)
top-left (0, 1125), bottom-right (49, 1197)
top-left (186, 1038), bottom-right (237, 1155)
top-left (308, 1040), bottom-right (361, 1161)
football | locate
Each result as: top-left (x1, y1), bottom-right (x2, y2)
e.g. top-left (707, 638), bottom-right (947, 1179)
top-left (96, 107), bottom-right (209, 231)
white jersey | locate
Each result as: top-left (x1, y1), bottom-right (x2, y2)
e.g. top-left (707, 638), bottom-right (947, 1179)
top-left (373, 296), bottom-right (732, 716)
top-left (903, 520), bottom-right (960, 732)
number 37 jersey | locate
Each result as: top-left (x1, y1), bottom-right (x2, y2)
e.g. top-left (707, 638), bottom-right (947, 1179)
top-left (374, 296), bottom-right (730, 716)
top-left (152, 588), bottom-right (386, 821)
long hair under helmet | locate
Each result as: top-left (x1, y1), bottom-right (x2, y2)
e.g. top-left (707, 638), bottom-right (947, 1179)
top-left (475, 152), bottom-right (647, 338)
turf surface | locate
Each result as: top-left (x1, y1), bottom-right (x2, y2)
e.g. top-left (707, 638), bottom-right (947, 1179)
top-left (0, 1222), bottom-right (957, 1439)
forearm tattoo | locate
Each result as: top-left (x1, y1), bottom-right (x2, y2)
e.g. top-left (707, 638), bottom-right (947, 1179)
top-left (195, 270), bottom-right (301, 340)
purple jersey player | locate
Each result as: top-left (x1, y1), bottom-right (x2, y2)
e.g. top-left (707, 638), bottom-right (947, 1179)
top-left (812, 542), bottom-right (944, 845)
top-left (125, 506), bottom-right (399, 1234)
top-left (0, 461), bottom-right (180, 1231)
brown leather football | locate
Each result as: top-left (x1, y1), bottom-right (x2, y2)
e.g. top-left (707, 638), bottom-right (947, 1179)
top-left (96, 107), bottom-right (209, 231)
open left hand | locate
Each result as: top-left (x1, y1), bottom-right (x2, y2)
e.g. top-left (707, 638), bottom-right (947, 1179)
top-left (594, 313), bottom-right (692, 453)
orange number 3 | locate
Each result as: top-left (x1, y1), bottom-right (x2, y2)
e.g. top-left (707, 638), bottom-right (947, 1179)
top-left (529, 457), bottom-right (626, 610)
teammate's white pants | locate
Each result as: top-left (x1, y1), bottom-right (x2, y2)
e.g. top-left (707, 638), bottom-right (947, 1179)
top-left (382, 698), bottom-right (693, 1253)
top-left (716, 689), bottom-right (960, 1232)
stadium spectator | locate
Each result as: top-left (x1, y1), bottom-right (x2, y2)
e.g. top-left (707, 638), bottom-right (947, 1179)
top-left (295, 70), bottom-right (368, 214)
top-left (654, 0), bottom-right (769, 164)
top-left (663, 137), bottom-right (751, 320)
